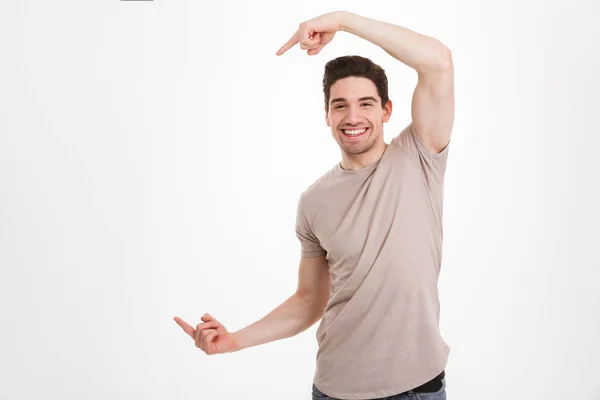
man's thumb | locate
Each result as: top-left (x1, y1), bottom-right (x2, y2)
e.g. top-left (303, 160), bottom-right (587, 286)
top-left (201, 313), bottom-right (212, 322)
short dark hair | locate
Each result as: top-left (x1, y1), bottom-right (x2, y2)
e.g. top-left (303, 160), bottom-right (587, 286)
top-left (322, 55), bottom-right (389, 112)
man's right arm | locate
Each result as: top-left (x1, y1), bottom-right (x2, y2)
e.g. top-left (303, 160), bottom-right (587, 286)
top-left (229, 255), bottom-right (330, 352)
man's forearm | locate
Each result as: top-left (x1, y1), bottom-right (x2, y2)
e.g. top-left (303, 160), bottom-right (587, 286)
top-left (338, 11), bottom-right (451, 73)
top-left (228, 292), bottom-right (324, 352)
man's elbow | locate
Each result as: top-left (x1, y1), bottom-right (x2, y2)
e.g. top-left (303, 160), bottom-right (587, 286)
top-left (438, 44), bottom-right (453, 71)
top-left (296, 290), bottom-right (328, 324)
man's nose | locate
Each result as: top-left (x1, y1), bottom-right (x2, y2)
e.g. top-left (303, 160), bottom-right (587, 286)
top-left (346, 106), bottom-right (362, 124)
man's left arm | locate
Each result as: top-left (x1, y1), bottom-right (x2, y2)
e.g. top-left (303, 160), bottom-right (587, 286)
top-left (339, 11), bottom-right (454, 154)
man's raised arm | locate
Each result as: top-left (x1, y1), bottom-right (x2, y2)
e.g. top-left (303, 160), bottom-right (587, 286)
top-left (338, 11), bottom-right (454, 154)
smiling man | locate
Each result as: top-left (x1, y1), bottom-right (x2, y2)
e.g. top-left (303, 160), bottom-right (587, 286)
top-left (174, 10), bottom-right (454, 400)
top-left (326, 75), bottom-right (390, 169)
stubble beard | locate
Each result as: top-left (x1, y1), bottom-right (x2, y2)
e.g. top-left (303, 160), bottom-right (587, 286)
top-left (339, 128), bottom-right (378, 155)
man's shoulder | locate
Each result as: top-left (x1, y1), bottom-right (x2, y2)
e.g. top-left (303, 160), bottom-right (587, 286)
top-left (298, 165), bottom-right (338, 207)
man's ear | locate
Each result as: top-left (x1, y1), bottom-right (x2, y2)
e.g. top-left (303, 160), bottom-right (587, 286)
top-left (382, 100), bottom-right (393, 123)
top-left (325, 104), bottom-right (331, 127)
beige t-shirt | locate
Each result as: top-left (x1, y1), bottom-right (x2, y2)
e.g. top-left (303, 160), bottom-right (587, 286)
top-left (295, 122), bottom-right (451, 399)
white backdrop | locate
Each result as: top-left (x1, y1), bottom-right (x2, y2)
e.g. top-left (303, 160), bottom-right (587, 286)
top-left (1, 0), bottom-right (599, 399)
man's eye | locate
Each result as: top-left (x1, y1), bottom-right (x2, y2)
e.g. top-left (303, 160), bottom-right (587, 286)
top-left (362, 103), bottom-right (372, 107)
top-left (334, 105), bottom-right (345, 109)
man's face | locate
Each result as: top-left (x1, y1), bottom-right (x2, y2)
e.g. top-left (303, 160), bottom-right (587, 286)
top-left (325, 77), bottom-right (392, 155)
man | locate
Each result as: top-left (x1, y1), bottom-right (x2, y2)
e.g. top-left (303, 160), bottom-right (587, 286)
top-left (174, 10), bottom-right (454, 400)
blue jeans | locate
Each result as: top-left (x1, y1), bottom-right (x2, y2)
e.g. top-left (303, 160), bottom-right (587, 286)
top-left (312, 377), bottom-right (447, 400)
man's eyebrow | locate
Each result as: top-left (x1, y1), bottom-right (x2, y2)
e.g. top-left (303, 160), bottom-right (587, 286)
top-left (330, 96), bottom-right (379, 104)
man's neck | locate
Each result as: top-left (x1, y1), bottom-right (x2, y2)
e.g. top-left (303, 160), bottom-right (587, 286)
top-left (339, 141), bottom-right (388, 171)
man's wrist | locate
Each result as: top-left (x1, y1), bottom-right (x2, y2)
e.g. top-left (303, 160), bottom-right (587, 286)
top-left (336, 10), bottom-right (353, 32)
top-left (228, 331), bottom-right (244, 353)
top-left (337, 11), bottom-right (363, 35)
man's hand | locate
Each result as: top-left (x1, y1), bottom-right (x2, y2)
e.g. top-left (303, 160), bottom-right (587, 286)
top-left (276, 11), bottom-right (345, 56)
top-left (174, 314), bottom-right (239, 355)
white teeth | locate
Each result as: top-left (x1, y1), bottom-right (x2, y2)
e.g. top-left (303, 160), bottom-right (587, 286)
top-left (343, 128), bottom-right (367, 136)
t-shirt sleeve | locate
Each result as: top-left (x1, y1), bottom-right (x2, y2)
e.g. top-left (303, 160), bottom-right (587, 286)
top-left (390, 122), bottom-right (450, 187)
top-left (295, 195), bottom-right (327, 258)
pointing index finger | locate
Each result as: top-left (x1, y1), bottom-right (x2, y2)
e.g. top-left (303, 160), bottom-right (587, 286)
top-left (276, 30), bottom-right (299, 56)
top-left (174, 316), bottom-right (196, 338)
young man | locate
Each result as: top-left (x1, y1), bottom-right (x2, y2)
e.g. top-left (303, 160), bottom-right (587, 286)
top-left (175, 10), bottom-right (454, 400)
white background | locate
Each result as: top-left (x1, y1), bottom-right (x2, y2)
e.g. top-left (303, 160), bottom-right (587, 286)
top-left (1, 0), bottom-right (599, 399)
